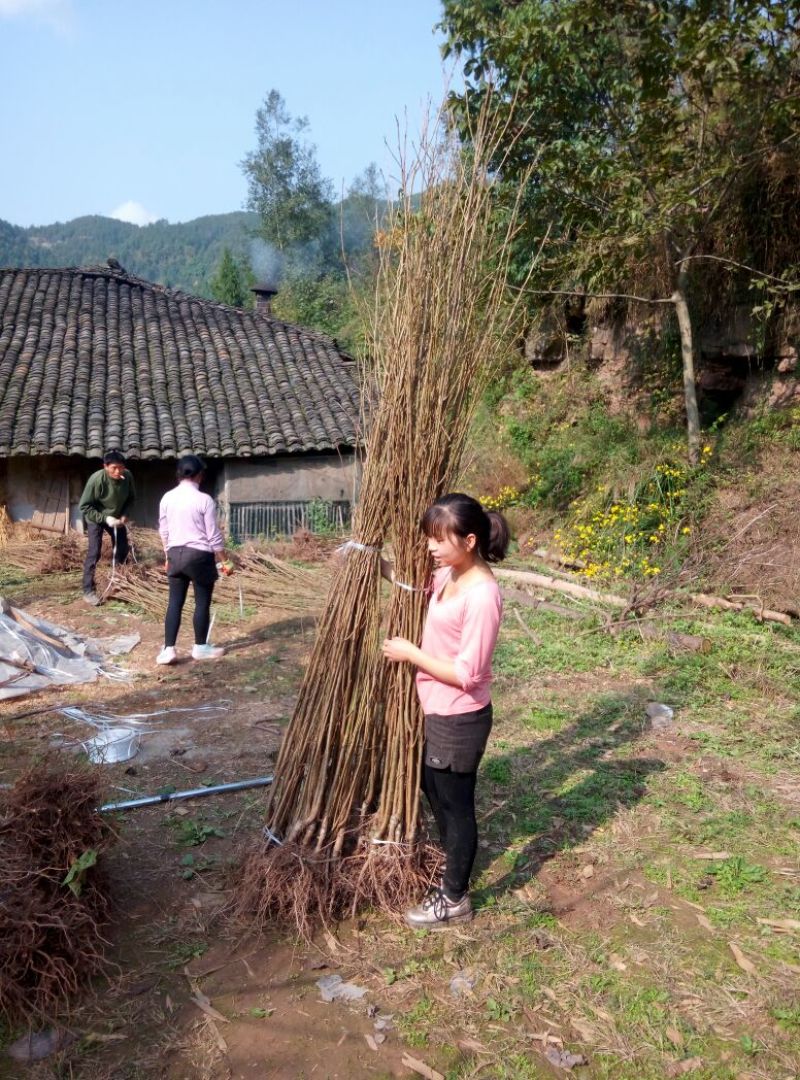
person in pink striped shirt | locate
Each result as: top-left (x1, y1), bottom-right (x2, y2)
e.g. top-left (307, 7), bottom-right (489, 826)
top-left (382, 492), bottom-right (509, 929)
top-left (156, 455), bottom-right (232, 666)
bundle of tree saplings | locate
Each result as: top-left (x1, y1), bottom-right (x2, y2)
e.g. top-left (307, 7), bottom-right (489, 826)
top-left (0, 761), bottom-right (115, 1024)
top-left (236, 103), bottom-right (528, 934)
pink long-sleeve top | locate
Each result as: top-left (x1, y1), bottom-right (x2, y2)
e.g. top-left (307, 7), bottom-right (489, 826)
top-left (158, 479), bottom-right (225, 553)
top-left (415, 567), bottom-right (504, 716)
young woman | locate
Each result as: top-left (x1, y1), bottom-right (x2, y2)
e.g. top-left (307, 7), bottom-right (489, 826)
top-left (382, 492), bottom-right (509, 929)
top-left (156, 455), bottom-right (231, 665)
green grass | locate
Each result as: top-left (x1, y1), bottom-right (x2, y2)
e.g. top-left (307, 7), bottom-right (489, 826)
top-left (365, 595), bottom-right (800, 1080)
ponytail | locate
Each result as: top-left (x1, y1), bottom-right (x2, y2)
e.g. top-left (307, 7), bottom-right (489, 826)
top-left (485, 510), bottom-right (510, 563)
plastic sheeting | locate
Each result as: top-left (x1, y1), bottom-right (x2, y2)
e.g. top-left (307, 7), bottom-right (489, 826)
top-left (0, 600), bottom-right (132, 700)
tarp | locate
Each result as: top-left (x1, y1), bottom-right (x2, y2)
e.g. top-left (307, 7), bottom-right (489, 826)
top-left (0, 598), bottom-right (136, 700)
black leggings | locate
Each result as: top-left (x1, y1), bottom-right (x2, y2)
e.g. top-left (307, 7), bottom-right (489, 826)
top-left (165, 577), bottom-right (214, 646)
top-left (164, 547), bottom-right (217, 647)
top-left (422, 762), bottom-right (479, 901)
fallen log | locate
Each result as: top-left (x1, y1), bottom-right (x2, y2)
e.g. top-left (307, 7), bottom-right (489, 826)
top-left (495, 567), bottom-right (628, 608)
top-left (496, 567), bottom-right (794, 626)
top-left (637, 623), bottom-right (713, 653)
top-left (690, 593), bottom-right (792, 627)
top-left (500, 586), bottom-right (587, 619)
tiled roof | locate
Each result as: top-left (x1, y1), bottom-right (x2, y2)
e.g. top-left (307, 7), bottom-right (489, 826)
top-left (0, 264), bottom-right (362, 459)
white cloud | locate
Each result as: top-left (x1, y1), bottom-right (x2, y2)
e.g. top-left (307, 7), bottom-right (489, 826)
top-left (0, 0), bottom-right (73, 33)
top-left (109, 201), bottom-right (159, 227)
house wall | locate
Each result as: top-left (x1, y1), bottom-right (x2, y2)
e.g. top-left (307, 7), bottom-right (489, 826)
top-left (222, 451), bottom-right (360, 506)
top-left (2, 457), bottom-right (83, 532)
top-left (1, 451), bottom-right (360, 534)
top-left (0, 456), bottom-right (208, 532)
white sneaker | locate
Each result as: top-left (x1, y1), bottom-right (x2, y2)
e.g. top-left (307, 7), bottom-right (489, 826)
top-left (192, 643), bottom-right (225, 661)
top-left (156, 646), bottom-right (177, 665)
top-left (404, 887), bottom-right (474, 930)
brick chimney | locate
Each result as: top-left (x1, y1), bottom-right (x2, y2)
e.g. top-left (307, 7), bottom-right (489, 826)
top-left (251, 282), bottom-right (278, 316)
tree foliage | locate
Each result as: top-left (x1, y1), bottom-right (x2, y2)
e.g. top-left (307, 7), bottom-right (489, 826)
top-left (240, 91), bottom-right (385, 351)
top-left (441, 0), bottom-right (800, 460)
top-left (0, 212), bottom-right (257, 296)
top-left (241, 89), bottom-right (335, 259)
top-left (209, 247), bottom-right (254, 308)
top-left (442, 0), bottom-right (799, 284)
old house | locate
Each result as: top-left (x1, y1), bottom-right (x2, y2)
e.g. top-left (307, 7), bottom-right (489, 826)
top-left (0, 263), bottom-right (363, 537)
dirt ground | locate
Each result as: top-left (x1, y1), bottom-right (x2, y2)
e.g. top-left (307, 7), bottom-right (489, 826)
top-left (3, 563), bottom-right (800, 1080)
top-left (1, 581), bottom-right (442, 1080)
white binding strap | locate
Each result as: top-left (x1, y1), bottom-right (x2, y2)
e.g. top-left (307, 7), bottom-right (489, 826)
top-left (335, 539), bottom-right (381, 554)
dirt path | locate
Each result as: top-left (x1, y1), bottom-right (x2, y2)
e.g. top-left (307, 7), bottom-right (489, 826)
top-left (1, 589), bottom-right (443, 1080)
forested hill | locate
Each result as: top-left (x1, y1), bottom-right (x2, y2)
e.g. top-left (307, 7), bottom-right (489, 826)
top-left (0, 212), bottom-right (258, 296)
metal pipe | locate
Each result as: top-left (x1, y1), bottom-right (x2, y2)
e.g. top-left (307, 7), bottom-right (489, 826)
top-left (99, 775), bottom-right (274, 813)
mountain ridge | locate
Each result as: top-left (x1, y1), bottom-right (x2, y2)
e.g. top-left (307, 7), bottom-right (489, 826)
top-left (0, 211), bottom-right (259, 297)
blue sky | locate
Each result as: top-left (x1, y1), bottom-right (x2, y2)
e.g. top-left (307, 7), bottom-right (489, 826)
top-left (0, 0), bottom-right (451, 227)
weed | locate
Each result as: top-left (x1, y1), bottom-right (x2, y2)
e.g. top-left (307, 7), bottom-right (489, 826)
top-left (398, 996), bottom-right (434, 1047)
top-left (178, 852), bottom-right (216, 879)
top-left (740, 1034), bottom-right (759, 1056)
top-left (706, 856), bottom-right (769, 897)
top-left (521, 705), bottom-right (570, 733)
top-left (483, 759), bottom-right (512, 785)
top-left (670, 771), bottom-right (710, 812)
top-left (165, 939), bottom-right (208, 968)
top-left (772, 1006), bottom-right (800, 1031)
top-left (168, 817), bottom-right (226, 847)
top-left (484, 996), bottom-right (515, 1023)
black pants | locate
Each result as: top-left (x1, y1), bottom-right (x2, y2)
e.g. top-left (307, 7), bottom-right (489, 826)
top-left (422, 762), bottom-right (479, 901)
top-left (164, 546), bottom-right (217, 647)
top-left (82, 521), bottom-right (129, 592)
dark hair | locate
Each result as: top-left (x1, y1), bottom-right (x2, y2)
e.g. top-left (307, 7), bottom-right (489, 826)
top-left (421, 492), bottom-right (510, 564)
top-left (103, 450), bottom-right (126, 466)
top-left (176, 454), bottom-right (206, 480)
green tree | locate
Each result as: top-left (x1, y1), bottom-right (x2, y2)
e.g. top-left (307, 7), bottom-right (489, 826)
top-left (209, 247), bottom-right (253, 307)
top-left (441, 0), bottom-right (800, 463)
top-left (241, 89), bottom-right (335, 259)
top-left (271, 269), bottom-right (364, 354)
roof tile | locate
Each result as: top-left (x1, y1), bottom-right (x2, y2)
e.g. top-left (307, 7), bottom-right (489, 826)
top-left (0, 265), bottom-right (362, 458)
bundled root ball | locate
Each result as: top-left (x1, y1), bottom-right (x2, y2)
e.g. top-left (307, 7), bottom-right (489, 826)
top-left (233, 833), bottom-right (442, 940)
top-left (0, 761), bottom-right (115, 1024)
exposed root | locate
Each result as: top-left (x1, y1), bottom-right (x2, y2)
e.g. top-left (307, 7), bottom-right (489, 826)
top-left (232, 832), bottom-right (442, 939)
top-left (0, 760), bottom-right (116, 1024)
top-left (344, 838), bottom-right (443, 922)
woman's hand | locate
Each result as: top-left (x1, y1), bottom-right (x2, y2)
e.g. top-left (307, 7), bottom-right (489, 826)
top-left (382, 636), bottom-right (417, 663)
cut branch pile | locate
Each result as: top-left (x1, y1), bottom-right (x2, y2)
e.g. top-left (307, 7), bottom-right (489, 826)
top-left (2, 529), bottom-right (84, 575)
top-left (110, 547), bottom-right (329, 618)
top-left (0, 504), bottom-right (11, 548)
top-left (0, 761), bottom-right (115, 1024)
top-left (1, 522), bottom-right (329, 618)
top-left (236, 102), bottom-right (530, 932)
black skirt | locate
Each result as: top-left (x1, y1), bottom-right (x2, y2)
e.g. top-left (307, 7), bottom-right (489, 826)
top-left (424, 702), bottom-right (493, 773)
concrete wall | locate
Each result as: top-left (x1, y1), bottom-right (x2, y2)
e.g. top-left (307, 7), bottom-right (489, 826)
top-left (222, 451), bottom-right (360, 506)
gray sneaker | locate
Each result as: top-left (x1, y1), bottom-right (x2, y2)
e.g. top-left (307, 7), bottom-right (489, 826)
top-left (83, 592), bottom-right (101, 606)
top-left (404, 887), bottom-right (474, 930)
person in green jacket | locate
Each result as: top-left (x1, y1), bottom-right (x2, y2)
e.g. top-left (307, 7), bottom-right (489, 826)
top-left (78, 450), bottom-right (135, 605)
